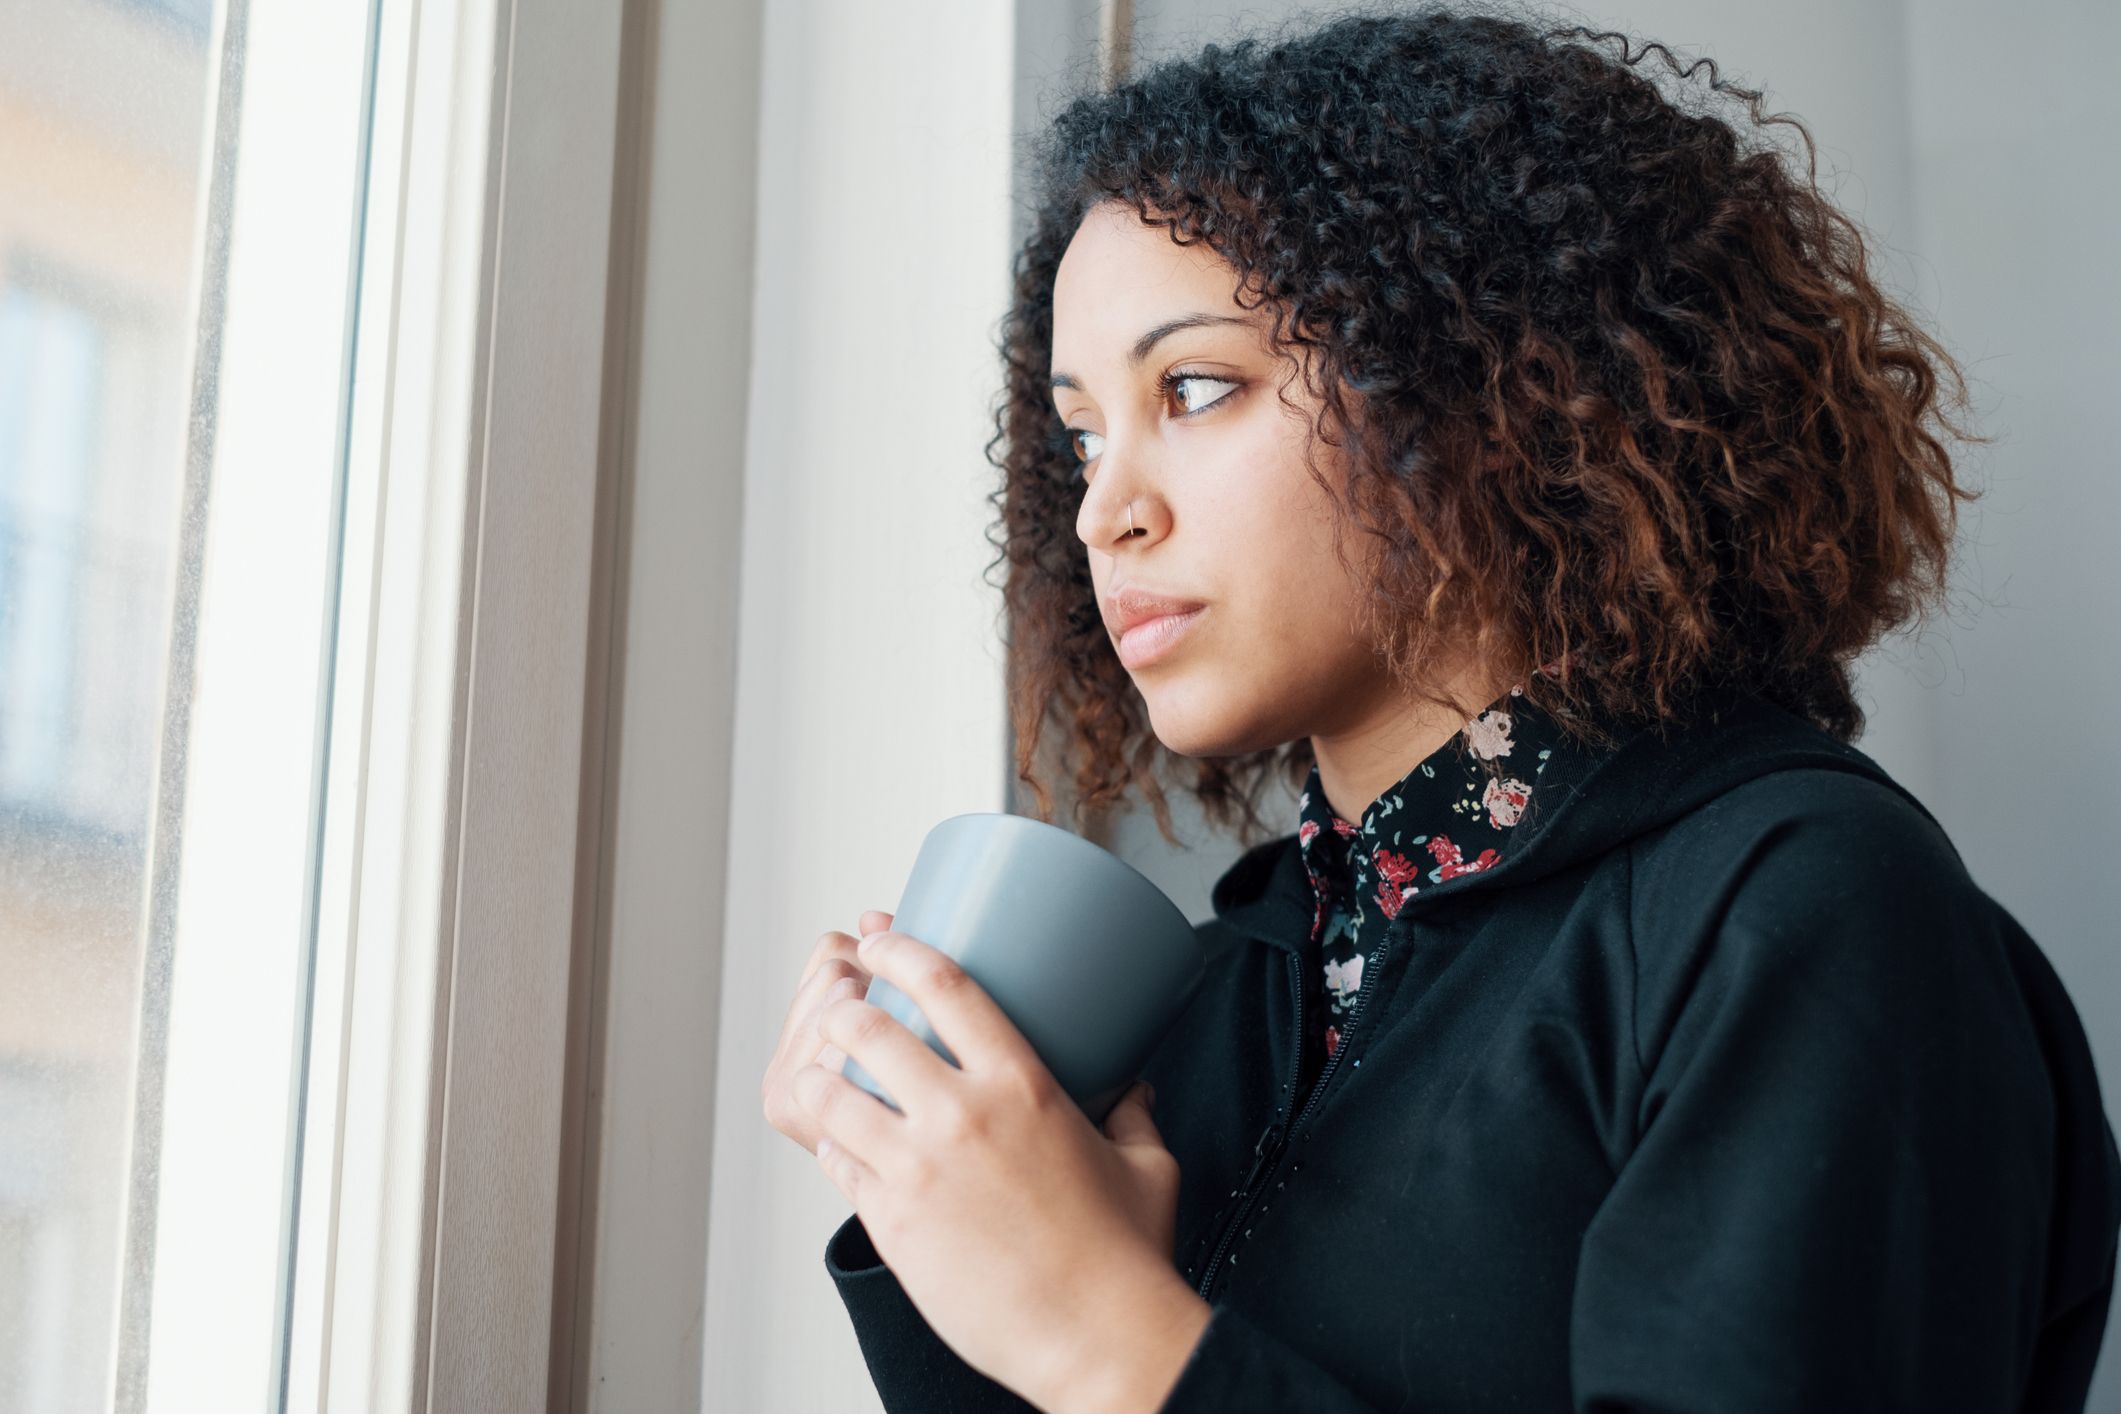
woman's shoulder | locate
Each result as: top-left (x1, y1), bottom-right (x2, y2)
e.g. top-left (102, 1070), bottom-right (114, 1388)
top-left (1632, 761), bottom-right (1979, 941)
top-left (1622, 762), bottom-right (2048, 1068)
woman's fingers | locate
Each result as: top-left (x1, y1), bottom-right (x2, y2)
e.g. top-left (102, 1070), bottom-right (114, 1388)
top-left (796, 909), bottom-right (890, 992)
top-left (855, 931), bottom-right (1041, 1079)
top-left (815, 990), bottom-right (959, 1109)
top-left (765, 966), bottom-right (866, 1149)
top-left (797, 973), bottom-right (867, 1067)
top-left (775, 956), bottom-right (865, 1068)
top-left (791, 1060), bottom-right (902, 1168)
top-left (798, 927), bottom-right (864, 993)
top-left (764, 912), bottom-right (894, 1153)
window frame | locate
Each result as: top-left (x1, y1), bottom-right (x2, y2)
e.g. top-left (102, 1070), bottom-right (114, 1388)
top-left (277, 0), bottom-right (644, 1407)
top-left (116, 0), bottom-right (1022, 1406)
top-left (116, 0), bottom-right (654, 1407)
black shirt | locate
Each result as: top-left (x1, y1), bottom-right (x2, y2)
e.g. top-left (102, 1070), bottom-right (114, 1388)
top-left (821, 684), bottom-right (2121, 1411)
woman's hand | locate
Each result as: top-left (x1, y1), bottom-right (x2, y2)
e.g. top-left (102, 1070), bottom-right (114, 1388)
top-left (761, 909), bottom-right (891, 1156)
top-left (790, 928), bottom-right (1212, 1414)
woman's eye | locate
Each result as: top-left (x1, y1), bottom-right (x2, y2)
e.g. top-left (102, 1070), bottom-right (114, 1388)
top-left (1167, 372), bottom-right (1239, 416)
top-left (1062, 371), bottom-right (1240, 483)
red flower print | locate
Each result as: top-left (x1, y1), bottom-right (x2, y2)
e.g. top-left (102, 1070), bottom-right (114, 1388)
top-left (1325, 1024), bottom-right (1342, 1057)
top-left (1374, 847), bottom-right (1422, 888)
top-left (1483, 776), bottom-right (1531, 827)
top-left (1299, 819), bottom-right (1320, 848)
top-left (1426, 834), bottom-right (1500, 881)
top-left (1331, 816), bottom-right (1357, 838)
top-left (1372, 847), bottom-right (1423, 919)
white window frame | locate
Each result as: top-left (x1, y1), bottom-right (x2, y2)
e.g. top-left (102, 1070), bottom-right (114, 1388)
top-left (125, 0), bottom-right (665, 1407)
top-left (130, 0), bottom-right (1027, 1407)
top-left (281, 0), bottom-right (642, 1406)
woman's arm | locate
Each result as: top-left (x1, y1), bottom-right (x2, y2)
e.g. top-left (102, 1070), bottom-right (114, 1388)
top-left (827, 1217), bottom-right (1382, 1412)
top-left (826, 1212), bottom-right (1220, 1414)
top-left (825, 1212), bottom-right (1040, 1412)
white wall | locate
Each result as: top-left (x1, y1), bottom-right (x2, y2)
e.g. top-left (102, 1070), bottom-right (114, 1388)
top-left (1895, 6), bottom-right (2121, 1396)
top-left (696, 3), bottom-right (1020, 1411)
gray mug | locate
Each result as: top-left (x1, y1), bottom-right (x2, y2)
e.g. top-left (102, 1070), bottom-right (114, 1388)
top-left (841, 811), bottom-right (1205, 1125)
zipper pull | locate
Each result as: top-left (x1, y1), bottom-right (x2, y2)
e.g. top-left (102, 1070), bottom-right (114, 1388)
top-left (1241, 1121), bottom-right (1285, 1193)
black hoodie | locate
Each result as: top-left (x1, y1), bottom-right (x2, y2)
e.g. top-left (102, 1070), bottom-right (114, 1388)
top-left (821, 684), bottom-right (2121, 1411)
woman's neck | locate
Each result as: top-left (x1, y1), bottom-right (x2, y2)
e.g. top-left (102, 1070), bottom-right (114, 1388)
top-left (1309, 660), bottom-right (1517, 822)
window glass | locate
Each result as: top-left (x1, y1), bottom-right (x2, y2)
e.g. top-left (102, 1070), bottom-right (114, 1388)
top-left (0, 4), bottom-right (215, 1408)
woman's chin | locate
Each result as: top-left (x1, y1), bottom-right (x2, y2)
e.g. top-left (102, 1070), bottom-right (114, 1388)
top-left (1138, 677), bottom-right (1267, 759)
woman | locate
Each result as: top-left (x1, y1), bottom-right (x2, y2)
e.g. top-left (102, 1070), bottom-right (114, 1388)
top-left (759, 8), bottom-right (2120, 1411)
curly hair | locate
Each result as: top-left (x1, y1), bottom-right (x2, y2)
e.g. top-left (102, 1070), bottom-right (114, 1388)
top-left (985, 2), bottom-right (1983, 850)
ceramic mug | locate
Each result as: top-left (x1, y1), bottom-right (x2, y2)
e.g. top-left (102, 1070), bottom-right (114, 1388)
top-left (841, 811), bottom-right (1206, 1125)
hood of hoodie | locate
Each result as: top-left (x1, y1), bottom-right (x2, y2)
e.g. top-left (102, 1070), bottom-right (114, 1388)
top-left (1207, 683), bottom-right (1943, 953)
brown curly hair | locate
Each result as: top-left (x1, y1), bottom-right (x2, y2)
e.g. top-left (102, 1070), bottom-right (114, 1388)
top-left (984, 3), bottom-right (1983, 850)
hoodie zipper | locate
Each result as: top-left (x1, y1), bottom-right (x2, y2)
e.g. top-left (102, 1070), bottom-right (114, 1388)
top-left (1192, 918), bottom-right (1403, 1301)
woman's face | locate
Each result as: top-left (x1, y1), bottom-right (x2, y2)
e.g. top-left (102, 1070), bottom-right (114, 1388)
top-left (1049, 199), bottom-right (1396, 759)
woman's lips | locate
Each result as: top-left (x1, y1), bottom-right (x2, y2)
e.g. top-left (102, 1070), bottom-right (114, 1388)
top-left (1116, 605), bottom-right (1207, 670)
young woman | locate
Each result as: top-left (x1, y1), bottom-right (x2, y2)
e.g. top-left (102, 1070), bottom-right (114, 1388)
top-left (759, 9), bottom-right (2120, 1411)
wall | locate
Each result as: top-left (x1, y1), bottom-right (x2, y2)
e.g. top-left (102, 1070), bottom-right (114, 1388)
top-left (695, 3), bottom-right (1020, 1410)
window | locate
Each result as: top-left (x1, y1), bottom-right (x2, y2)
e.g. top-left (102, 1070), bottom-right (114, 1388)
top-left (3, 0), bottom-right (401, 1406)
top-left (3, 0), bottom-right (649, 1406)
top-left (0, 5), bottom-right (218, 1407)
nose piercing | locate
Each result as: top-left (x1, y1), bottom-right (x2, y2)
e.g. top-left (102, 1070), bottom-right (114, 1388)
top-left (1126, 500), bottom-right (1137, 536)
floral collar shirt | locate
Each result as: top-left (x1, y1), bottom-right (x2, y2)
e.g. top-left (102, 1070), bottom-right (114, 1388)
top-left (1292, 678), bottom-right (1571, 1095)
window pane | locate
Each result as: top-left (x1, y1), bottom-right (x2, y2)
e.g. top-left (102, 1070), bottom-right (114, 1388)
top-left (0, 2), bottom-right (214, 1408)
top-left (3, 0), bottom-right (382, 1405)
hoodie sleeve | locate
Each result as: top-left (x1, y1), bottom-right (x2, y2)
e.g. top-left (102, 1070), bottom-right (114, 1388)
top-left (1152, 1303), bottom-right (1383, 1410)
top-left (823, 1212), bottom-right (1042, 1412)
top-left (1569, 786), bottom-right (2120, 1412)
top-left (826, 1208), bottom-right (1379, 1414)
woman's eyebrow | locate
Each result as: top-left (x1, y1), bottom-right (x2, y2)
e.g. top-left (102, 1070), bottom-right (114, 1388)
top-left (1050, 312), bottom-right (1252, 391)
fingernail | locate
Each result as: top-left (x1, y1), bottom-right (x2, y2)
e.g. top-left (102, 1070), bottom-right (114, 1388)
top-left (857, 930), bottom-right (883, 953)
